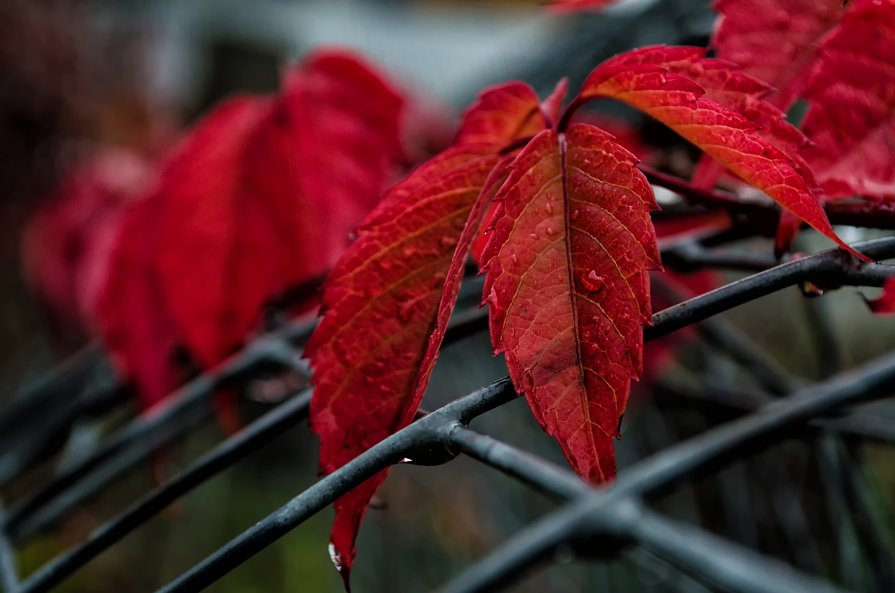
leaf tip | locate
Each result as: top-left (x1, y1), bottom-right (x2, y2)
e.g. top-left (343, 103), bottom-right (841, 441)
top-left (329, 542), bottom-right (353, 591)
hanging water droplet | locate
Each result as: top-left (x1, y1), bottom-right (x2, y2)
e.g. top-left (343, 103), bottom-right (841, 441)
top-left (581, 270), bottom-right (605, 293)
top-left (328, 543), bottom-right (344, 572)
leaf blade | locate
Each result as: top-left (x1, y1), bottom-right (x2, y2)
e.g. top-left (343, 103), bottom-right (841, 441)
top-left (577, 46), bottom-right (864, 259)
top-left (800, 0), bottom-right (895, 200)
top-left (307, 81), bottom-right (546, 582)
top-left (481, 123), bottom-right (660, 482)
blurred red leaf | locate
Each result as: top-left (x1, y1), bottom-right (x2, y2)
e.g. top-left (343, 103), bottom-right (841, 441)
top-left (85, 196), bottom-right (182, 410)
top-left (156, 51), bottom-right (407, 369)
top-left (481, 123), bottom-right (660, 481)
top-left (712, 0), bottom-right (846, 111)
top-left (800, 0), bottom-right (895, 200)
top-left (22, 149), bottom-right (151, 347)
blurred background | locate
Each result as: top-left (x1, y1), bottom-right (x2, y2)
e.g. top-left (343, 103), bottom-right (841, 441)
top-left (1, 0), bottom-right (894, 592)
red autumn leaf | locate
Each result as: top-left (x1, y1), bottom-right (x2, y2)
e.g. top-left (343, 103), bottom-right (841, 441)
top-left (865, 278), bottom-right (895, 314)
top-left (156, 50), bottom-right (406, 369)
top-left (800, 0), bottom-right (895, 200)
top-left (454, 82), bottom-right (549, 146)
top-left (575, 45), bottom-right (865, 260)
top-left (21, 149), bottom-right (151, 347)
top-left (481, 123), bottom-right (660, 481)
top-left (85, 196), bottom-right (183, 410)
top-left (307, 82), bottom-right (546, 583)
top-left (712, 0), bottom-right (847, 111)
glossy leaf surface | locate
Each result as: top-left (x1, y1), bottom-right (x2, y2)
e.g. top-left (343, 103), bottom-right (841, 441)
top-left (577, 46), bottom-right (864, 259)
top-left (307, 82), bottom-right (545, 582)
top-left (481, 123), bottom-right (660, 482)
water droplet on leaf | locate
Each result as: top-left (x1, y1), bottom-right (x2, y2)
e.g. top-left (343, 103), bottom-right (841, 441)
top-left (581, 270), bottom-right (605, 293)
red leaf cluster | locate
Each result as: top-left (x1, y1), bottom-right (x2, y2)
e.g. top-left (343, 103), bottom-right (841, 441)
top-left (307, 81), bottom-right (548, 583)
top-left (307, 42), bottom-right (859, 586)
top-left (26, 49), bottom-right (410, 411)
top-left (709, 0), bottom-right (895, 214)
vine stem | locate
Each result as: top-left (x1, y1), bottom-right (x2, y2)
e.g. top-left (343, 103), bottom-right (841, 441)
top-left (639, 165), bottom-right (895, 231)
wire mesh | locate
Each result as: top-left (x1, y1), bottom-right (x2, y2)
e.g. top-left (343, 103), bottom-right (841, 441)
top-left (1, 237), bottom-right (894, 593)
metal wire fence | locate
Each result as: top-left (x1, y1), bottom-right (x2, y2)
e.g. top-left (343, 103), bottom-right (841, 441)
top-left (1, 235), bottom-right (894, 593)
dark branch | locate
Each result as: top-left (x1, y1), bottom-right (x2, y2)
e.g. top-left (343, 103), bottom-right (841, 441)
top-left (13, 390), bottom-right (313, 593)
top-left (439, 350), bottom-right (895, 593)
top-left (641, 165), bottom-right (895, 231)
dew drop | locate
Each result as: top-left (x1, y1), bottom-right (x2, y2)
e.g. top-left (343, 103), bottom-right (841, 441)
top-left (545, 226), bottom-right (557, 237)
top-left (511, 253), bottom-right (519, 265)
top-left (571, 209), bottom-right (581, 221)
top-left (581, 270), bottom-right (605, 293)
top-left (328, 544), bottom-right (343, 572)
top-left (402, 246), bottom-right (417, 258)
top-left (440, 236), bottom-right (458, 249)
top-left (529, 232), bottom-right (539, 240)
top-left (545, 202), bottom-right (554, 215)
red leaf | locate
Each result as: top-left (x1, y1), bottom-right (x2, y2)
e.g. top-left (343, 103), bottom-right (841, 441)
top-left (86, 196), bottom-right (183, 410)
top-left (481, 123), bottom-right (660, 482)
top-left (865, 278), bottom-right (895, 314)
top-left (307, 82), bottom-right (545, 583)
top-left (576, 46), bottom-right (866, 260)
top-left (712, 0), bottom-right (846, 111)
top-left (307, 148), bottom-right (502, 582)
top-left (455, 81), bottom-right (548, 146)
top-left (156, 50), bottom-right (406, 369)
top-left (21, 149), bottom-right (151, 347)
top-left (800, 0), bottom-right (895, 200)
